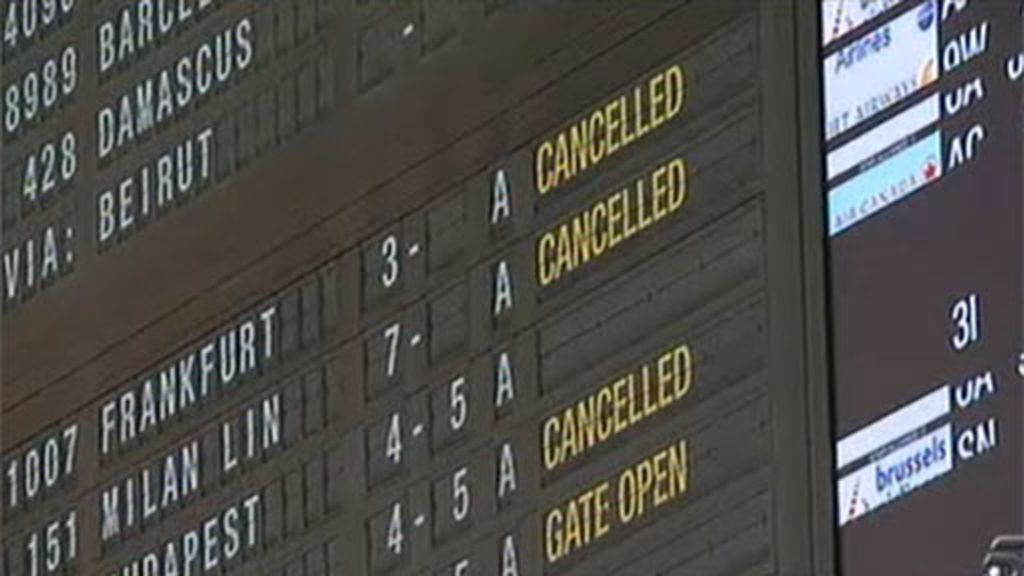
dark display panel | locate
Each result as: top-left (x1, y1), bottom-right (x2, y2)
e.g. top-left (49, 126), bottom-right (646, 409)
top-left (822, 1), bottom-right (1024, 574)
top-left (2, 2), bottom-right (826, 576)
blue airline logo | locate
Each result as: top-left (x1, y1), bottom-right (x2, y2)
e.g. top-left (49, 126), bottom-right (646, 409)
top-left (874, 433), bottom-right (948, 494)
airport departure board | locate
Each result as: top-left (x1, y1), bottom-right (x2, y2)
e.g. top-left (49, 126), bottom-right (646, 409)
top-left (0, 2), bottom-right (828, 575)
top-left (10, 1), bottom-right (1009, 575)
top-left (823, 0), bottom-right (1024, 574)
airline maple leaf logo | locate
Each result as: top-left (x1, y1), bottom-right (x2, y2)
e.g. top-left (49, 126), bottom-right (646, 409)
top-left (922, 156), bottom-right (940, 181)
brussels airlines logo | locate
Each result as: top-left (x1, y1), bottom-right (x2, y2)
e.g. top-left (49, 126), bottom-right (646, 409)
top-left (836, 421), bottom-right (953, 526)
top-left (873, 431), bottom-right (947, 495)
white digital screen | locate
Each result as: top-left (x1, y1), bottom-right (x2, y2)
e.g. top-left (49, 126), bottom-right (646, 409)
top-left (822, 0), bottom-right (1024, 574)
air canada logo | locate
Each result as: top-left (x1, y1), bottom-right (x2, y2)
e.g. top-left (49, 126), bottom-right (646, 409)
top-left (982, 536), bottom-right (1024, 576)
top-left (828, 130), bottom-right (943, 236)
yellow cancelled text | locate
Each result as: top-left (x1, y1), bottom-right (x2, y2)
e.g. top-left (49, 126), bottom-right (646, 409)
top-left (536, 157), bottom-right (687, 288)
top-left (535, 65), bottom-right (686, 196)
top-left (542, 343), bottom-right (692, 472)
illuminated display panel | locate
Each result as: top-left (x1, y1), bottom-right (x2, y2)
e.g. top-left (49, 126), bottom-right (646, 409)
top-left (822, 0), bottom-right (1024, 574)
top-left (3, 3), bottom-right (834, 576)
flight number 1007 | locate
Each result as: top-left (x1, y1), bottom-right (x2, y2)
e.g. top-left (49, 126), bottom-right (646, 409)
top-left (5, 423), bottom-right (78, 511)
